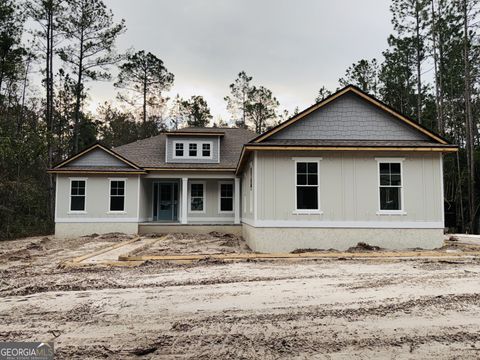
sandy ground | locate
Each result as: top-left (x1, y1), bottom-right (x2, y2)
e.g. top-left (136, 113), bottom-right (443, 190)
top-left (135, 232), bottom-right (251, 256)
top-left (1, 234), bottom-right (480, 359)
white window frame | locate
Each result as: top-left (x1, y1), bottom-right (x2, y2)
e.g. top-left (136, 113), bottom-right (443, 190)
top-left (293, 158), bottom-right (322, 214)
top-left (218, 181), bottom-right (234, 214)
top-left (189, 180), bottom-right (206, 213)
top-left (376, 157), bottom-right (406, 215)
top-left (202, 143), bottom-right (211, 157)
top-left (174, 142), bottom-right (184, 157)
top-left (68, 177), bottom-right (87, 214)
top-left (108, 178), bottom-right (127, 214)
top-left (172, 140), bottom-right (214, 160)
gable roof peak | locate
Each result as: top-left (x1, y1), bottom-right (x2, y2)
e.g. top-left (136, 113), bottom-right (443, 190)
top-left (251, 85), bottom-right (449, 145)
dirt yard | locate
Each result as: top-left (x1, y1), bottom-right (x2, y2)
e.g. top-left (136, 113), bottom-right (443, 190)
top-left (1, 233), bottom-right (480, 359)
top-left (136, 232), bottom-right (250, 256)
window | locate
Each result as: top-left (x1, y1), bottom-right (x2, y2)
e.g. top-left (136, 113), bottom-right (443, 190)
top-left (189, 143), bottom-right (197, 157)
top-left (190, 182), bottom-right (204, 212)
top-left (173, 141), bottom-right (213, 159)
top-left (175, 143), bottom-right (184, 157)
top-left (202, 143), bottom-right (211, 157)
top-left (296, 161), bottom-right (319, 210)
top-left (379, 162), bottom-right (402, 211)
top-left (110, 180), bottom-right (125, 212)
top-left (219, 182), bottom-right (233, 212)
top-left (70, 179), bottom-right (86, 212)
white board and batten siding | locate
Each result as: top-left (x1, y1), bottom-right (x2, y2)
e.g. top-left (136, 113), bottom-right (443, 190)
top-left (242, 91), bottom-right (446, 252)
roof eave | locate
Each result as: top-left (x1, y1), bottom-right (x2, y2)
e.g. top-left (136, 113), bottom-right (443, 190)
top-left (48, 169), bottom-right (147, 175)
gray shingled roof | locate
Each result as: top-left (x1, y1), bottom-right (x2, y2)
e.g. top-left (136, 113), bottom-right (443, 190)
top-left (114, 127), bottom-right (257, 169)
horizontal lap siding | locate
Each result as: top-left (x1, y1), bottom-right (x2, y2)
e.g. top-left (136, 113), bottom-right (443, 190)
top-left (69, 148), bottom-right (129, 167)
top-left (56, 175), bottom-right (139, 220)
top-left (256, 151), bottom-right (442, 223)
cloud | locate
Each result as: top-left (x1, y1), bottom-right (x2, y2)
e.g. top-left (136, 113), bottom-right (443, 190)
top-left (89, 0), bottom-right (392, 120)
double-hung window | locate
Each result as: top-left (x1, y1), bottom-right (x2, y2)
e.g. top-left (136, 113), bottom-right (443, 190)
top-left (202, 143), bottom-right (211, 157)
top-left (190, 182), bottom-right (204, 212)
top-left (189, 143), bottom-right (197, 157)
top-left (175, 143), bottom-right (184, 157)
top-left (295, 161), bottom-right (319, 211)
top-left (378, 161), bottom-right (403, 212)
top-left (110, 180), bottom-right (125, 212)
top-left (70, 179), bottom-right (86, 212)
top-left (219, 182), bottom-right (233, 212)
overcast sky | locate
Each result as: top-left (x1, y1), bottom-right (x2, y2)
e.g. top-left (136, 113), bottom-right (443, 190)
top-left (90, 0), bottom-right (393, 122)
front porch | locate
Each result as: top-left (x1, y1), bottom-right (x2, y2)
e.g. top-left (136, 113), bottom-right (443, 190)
top-left (138, 173), bottom-right (241, 226)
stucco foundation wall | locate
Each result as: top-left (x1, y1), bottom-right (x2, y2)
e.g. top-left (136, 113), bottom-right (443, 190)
top-left (138, 224), bottom-right (242, 236)
top-left (55, 222), bottom-right (138, 238)
top-left (242, 223), bottom-right (443, 253)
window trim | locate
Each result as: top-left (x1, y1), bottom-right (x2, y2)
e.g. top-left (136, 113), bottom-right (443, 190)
top-left (108, 178), bottom-right (127, 214)
top-left (293, 158), bottom-right (323, 214)
top-left (68, 177), bottom-right (87, 214)
top-left (172, 140), bottom-right (213, 160)
top-left (189, 180), bottom-right (206, 213)
top-left (218, 181), bottom-right (234, 214)
top-left (202, 143), bottom-right (211, 157)
top-left (375, 158), bottom-right (406, 215)
top-left (175, 142), bottom-right (184, 157)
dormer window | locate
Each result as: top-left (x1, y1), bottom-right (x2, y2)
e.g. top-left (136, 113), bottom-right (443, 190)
top-left (173, 140), bottom-right (213, 159)
top-left (189, 143), bottom-right (197, 157)
top-left (202, 143), bottom-right (211, 157)
top-left (175, 143), bottom-right (184, 157)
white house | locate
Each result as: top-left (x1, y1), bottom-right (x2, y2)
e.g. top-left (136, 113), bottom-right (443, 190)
top-left (49, 85), bottom-right (457, 252)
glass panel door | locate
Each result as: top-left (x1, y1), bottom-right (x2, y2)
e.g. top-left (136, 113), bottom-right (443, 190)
top-left (153, 182), bottom-right (178, 222)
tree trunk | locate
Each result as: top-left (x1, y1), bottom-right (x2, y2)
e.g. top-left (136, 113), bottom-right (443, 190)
top-left (143, 66), bottom-right (147, 137)
top-left (73, 27), bottom-right (84, 154)
top-left (462, 0), bottom-right (476, 232)
top-left (415, 0), bottom-right (422, 124)
top-left (431, 0), bottom-right (443, 134)
top-left (47, 2), bottom-right (56, 223)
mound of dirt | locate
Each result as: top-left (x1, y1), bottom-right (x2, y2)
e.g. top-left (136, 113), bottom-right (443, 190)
top-left (347, 242), bottom-right (383, 252)
top-left (291, 248), bottom-right (329, 254)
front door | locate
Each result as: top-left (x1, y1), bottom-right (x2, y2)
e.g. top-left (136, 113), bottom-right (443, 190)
top-left (153, 182), bottom-right (178, 221)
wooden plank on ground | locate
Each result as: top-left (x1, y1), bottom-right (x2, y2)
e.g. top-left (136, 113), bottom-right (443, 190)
top-left (118, 250), bottom-right (480, 262)
top-left (68, 236), bottom-right (141, 264)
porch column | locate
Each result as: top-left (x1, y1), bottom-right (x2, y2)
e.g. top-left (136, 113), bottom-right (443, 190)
top-left (181, 177), bottom-right (188, 224)
top-left (234, 177), bottom-right (240, 224)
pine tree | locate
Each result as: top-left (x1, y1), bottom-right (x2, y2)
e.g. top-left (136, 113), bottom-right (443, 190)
top-left (339, 59), bottom-right (380, 96)
top-left (224, 71), bottom-right (253, 128)
top-left (245, 86), bottom-right (279, 134)
top-left (181, 95), bottom-right (212, 127)
top-left (391, 0), bottom-right (430, 123)
top-left (58, 0), bottom-right (125, 153)
top-left (115, 50), bottom-right (174, 137)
